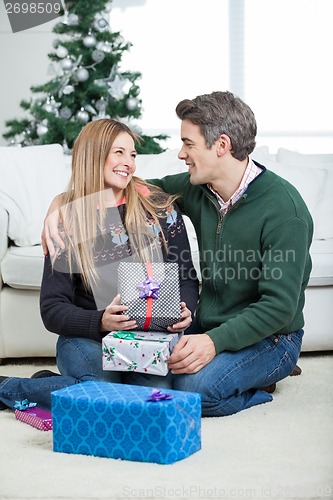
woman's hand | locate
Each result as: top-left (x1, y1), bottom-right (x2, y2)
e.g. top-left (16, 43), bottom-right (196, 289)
top-left (100, 294), bottom-right (137, 333)
top-left (167, 301), bottom-right (192, 333)
top-left (41, 194), bottom-right (65, 256)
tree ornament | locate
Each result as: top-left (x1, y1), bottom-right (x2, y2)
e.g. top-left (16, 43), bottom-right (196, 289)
top-left (37, 123), bottom-right (48, 136)
top-left (56, 46), bottom-right (68, 58)
top-left (105, 2), bottom-right (113, 13)
top-left (43, 97), bottom-right (53, 113)
top-left (67, 13), bottom-right (79, 25)
top-left (92, 50), bottom-right (105, 63)
top-left (62, 9), bottom-right (69, 24)
top-left (47, 63), bottom-right (57, 76)
top-left (59, 107), bottom-right (72, 119)
top-left (77, 108), bottom-right (89, 122)
top-left (95, 97), bottom-right (107, 112)
top-left (83, 33), bottom-right (97, 48)
top-left (75, 67), bottom-right (89, 82)
top-left (61, 56), bottom-right (73, 71)
top-left (114, 34), bottom-right (125, 46)
top-left (107, 74), bottom-right (126, 99)
top-left (62, 139), bottom-right (71, 155)
top-left (126, 97), bottom-right (139, 111)
top-left (84, 104), bottom-right (97, 115)
top-left (94, 16), bottom-right (108, 31)
top-left (101, 41), bottom-right (112, 53)
top-left (131, 85), bottom-right (140, 97)
top-left (63, 85), bottom-right (75, 95)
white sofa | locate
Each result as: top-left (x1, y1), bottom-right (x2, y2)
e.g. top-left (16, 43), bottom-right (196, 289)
top-left (0, 144), bottom-right (332, 361)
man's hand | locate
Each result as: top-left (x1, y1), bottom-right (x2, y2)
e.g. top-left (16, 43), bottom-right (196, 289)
top-left (167, 302), bottom-right (192, 333)
top-left (41, 194), bottom-right (64, 256)
top-left (100, 294), bottom-right (137, 333)
top-left (168, 334), bottom-right (216, 374)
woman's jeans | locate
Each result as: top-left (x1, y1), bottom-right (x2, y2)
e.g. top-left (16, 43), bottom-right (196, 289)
top-left (0, 330), bottom-right (303, 416)
top-left (0, 336), bottom-right (174, 411)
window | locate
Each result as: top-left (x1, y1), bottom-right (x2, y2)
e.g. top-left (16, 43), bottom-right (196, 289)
top-left (111, 0), bottom-right (333, 152)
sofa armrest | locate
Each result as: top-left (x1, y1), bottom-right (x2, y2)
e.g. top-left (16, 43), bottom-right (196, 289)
top-left (0, 207), bottom-right (9, 270)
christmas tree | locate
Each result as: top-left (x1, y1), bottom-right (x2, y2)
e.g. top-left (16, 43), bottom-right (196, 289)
top-left (3, 0), bottom-right (166, 154)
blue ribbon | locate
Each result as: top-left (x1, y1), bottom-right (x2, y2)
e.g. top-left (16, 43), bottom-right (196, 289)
top-left (14, 399), bottom-right (37, 411)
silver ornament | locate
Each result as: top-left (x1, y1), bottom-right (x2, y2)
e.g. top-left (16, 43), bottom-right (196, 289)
top-left (101, 42), bottom-right (112, 53)
top-left (95, 97), bottom-right (107, 112)
top-left (56, 46), bottom-right (68, 58)
top-left (125, 97), bottom-right (139, 111)
top-left (83, 34), bottom-right (97, 48)
top-left (63, 85), bottom-right (75, 95)
top-left (68, 13), bottom-right (79, 25)
top-left (43, 102), bottom-right (53, 113)
top-left (59, 107), bottom-right (72, 119)
top-left (61, 57), bottom-right (73, 70)
top-left (105, 2), bottom-right (113, 13)
top-left (77, 108), bottom-right (89, 123)
top-left (75, 67), bottom-right (89, 82)
top-left (97, 18), bottom-right (108, 29)
top-left (92, 50), bottom-right (105, 63)
top-left (37, 124), bottom-right (48, 136)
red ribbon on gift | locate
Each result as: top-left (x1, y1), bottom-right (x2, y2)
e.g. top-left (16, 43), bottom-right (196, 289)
top-left (143, 262), bottom-right (154, 331)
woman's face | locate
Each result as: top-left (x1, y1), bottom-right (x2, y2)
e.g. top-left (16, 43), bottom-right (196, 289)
top-left (103, 131), bottom-right (137, 201)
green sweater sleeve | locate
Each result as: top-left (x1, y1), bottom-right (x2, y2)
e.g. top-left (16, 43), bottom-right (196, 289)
top-left (146, 173), bottom-right (190, 214)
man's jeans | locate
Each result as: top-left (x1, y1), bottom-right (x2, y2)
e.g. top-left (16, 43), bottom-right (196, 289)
top-left (174, 329), bottom-right (304, 416)
top-left (0, 336), bottom-right (173, 411)
top-left (0, 330), bottom-right (303, 416)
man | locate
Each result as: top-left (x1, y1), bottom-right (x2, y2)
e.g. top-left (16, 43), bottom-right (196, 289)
top-left (43, 91), bottom-right (312, 416)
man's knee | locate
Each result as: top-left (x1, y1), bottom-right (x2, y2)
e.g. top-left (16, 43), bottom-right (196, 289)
top-left (173, 372), bottom-right (211, 396)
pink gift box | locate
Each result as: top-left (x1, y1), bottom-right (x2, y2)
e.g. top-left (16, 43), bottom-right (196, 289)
top-left (15, 407), bottom-right (52, 431)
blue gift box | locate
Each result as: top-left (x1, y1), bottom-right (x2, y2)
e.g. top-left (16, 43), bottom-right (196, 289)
top-left (51, 381), bottom-right (201, 464)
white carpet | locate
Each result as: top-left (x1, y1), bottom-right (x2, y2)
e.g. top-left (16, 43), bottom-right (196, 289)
top-left (0, 354), bottom-right (332, 500)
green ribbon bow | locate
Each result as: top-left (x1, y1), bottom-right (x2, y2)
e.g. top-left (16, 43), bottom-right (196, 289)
top-left (113, 331), bottom-right (137, 340)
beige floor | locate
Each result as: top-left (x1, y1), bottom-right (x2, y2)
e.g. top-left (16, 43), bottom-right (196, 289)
top-left (0, 352), bottom-right (332, 500)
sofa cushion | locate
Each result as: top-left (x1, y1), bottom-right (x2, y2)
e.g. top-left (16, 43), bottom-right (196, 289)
top-left (251, 148), bottom-right (328, 237)
top-left (0, 144), bottom-right (71, 246)
top-left (1, 245), bottom-right (44, 289)
top-left (277, 148), bottom-right (333, 240)
top-left (308, 239), bottom-right (333, 286)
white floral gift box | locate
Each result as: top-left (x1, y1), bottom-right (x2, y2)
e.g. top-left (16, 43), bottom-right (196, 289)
top-left (102, 330), bottom-right (181, 376)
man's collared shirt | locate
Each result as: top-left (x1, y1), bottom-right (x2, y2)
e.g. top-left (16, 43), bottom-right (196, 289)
top-left (208, 159), bottom-right (262, 217)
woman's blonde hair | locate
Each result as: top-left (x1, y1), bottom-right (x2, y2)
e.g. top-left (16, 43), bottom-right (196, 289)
top-left (58, 119), bottom-right (178, 289)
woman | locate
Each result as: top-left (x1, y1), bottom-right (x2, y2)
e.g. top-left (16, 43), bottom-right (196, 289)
top-left (0, 119), bottom-right (199, 411)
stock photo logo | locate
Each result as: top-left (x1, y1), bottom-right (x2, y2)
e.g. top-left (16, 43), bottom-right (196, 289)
top-left (3, 0), bottom-right (62, 33)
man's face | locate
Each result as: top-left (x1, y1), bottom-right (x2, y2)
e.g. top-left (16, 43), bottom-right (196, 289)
top-left (178, 120), bottom-right (219, 185)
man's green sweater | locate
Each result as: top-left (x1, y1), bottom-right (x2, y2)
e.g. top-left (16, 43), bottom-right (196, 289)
top-left (149, 164), bottom-right (313, 353)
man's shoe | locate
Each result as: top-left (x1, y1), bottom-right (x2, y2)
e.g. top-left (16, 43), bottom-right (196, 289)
top-left (31, 370), bottom-right (60, 379)
top-left (291, 365), bottom-right (302, 376)
top-left (260, 383), bottom-right (276, 394)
